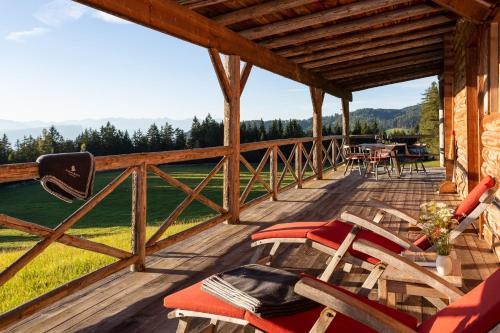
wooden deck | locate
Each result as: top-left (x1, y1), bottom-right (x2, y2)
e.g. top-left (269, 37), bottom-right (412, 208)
top-left (6, 167), bottom-right (499, 333)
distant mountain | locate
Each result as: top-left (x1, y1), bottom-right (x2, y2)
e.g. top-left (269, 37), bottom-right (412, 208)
top-left (243, 104), bottom-right (422, 132)
top-left (0, 117), bottom-right (194, 142)
top-left (1, 105), bottom-right (421, 142)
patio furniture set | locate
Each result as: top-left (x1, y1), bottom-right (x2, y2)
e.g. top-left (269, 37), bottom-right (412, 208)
top-left (164, 176), bottom-right (498, 333)
top-left (343, 143), bottom-right (429, 180)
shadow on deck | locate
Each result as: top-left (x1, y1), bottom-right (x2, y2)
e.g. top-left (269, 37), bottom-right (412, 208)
top-left (7, 167), bottom-right (499, 333)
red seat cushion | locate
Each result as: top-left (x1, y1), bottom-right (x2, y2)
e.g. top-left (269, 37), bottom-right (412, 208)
top-left (251, 222), bottom-right (329, 241)
top-left (454, 176), bottom-right (495, 219)
top-left (307, 220), bottom-right (406, 265)
top-left (245, 277), bottom-right (418, 333)
top-left (413, 234), bottom-right (432, 250)
top-left (165, 275), bottom-right (417, 333)
top-left (418, 268), bottom-right (500, 333)
top-left (163, 281), bottom-right (246, 319)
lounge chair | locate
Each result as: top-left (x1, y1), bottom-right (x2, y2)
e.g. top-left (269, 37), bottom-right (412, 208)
top-left (250, 176), bottom-right (496, 287)
top-left (164, 239), bottom-right (500, 333)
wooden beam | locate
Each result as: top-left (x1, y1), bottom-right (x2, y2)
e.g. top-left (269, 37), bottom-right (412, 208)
top-left (431, 0), bottom-right (494, 23)
top-left (73, 0), bottom-right (351, 100)
top-left (304, 36), bottom-right (444, 69)
top-left (442, 32), bottom-right (455, 185)
top-left (208, 48), bottom-right (233, 101)
top-left (318, 44), bottom-right (443, 73)
top-left (240, 62), bottom-right (253, 96)
top-left (212, 0), bottom-right (317, 26)
top-left (337, 61), bottom-right (443, 85)
top-left (342, 98), bottom-right (350, 144)
top-left (349, 68), bottom-right (441, 91)
top-left (261, 4), bottom-right (444, 49)
top-left (178, 0), bottom-right (229, 10)
top-left (292, 26), bottom-right (453, 65)
top-left (131, 163), bottom-right (147, 272)
top-left (324, 51), bottom-right (443, 80)
top-left (310, 87), bottom-right (325, 180)
top-left (223, 55), bottom-right (241, 224)
top-left (278, 16), bottom-right (453, 58)
top-left (466, 46), bottom-right (480, 192)
top-left (240, 0), bottom-right (411, 40)
top-left (490, 22), bottom-right (499, 114)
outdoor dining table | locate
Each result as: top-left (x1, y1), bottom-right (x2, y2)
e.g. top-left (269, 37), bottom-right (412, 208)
top-left (357, 143), bottom-right (404, 178)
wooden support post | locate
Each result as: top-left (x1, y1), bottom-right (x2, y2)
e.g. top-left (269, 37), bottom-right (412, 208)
top-left (439, 32), bottom-right (457, 194)
top-left (341, 98), bottom-right (350, 145)
top-left (223, 55), bottom-right (241, 224)
top-left (270, 145), bottom-right (278, 200)
top-left (466, 46), bottom-right (480, 193)
top-left (131, 163), bottom-right (147, 272)
top-left (310, 87), bottom-right (325, 180)
top-left (490, 22), bottom-right (499, 115)
top-left (295, 142), bottom-right (303, 189)
top-left (209, 49), bottom-right (241, 224)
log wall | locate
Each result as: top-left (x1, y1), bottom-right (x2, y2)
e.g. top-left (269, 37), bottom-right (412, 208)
top-left (452, 20), bottom-right (500, 259)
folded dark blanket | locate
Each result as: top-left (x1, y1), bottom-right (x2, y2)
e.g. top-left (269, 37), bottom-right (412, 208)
top-left (202, 264), bottom-right (317, 318)
top-left (37, 152), bottom-right (96, 203)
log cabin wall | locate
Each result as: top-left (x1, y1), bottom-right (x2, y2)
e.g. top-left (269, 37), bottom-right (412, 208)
top-left (452, 20), bottom-right (500, 259)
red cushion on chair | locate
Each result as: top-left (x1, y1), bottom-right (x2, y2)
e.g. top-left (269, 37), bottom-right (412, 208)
top-left (307, 220), bottom-right (406, 265)
top-left (413, 234), bottom-right (432, 250)
top-left (418, 268), bottom-right (500, 333)
top-left (245, 277), bottom-right (418, 333)
top-left (163, 281), bottom-right (246, 319)
top-left (251, 222), bottom-right (329, 241)
top-left (454, 176), bottom-right (495, 219)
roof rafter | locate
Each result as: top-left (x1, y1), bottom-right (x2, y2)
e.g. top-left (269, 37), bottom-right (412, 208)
top-left (291, 25), bottom-right (453, 64)
top-left (277, 15), bottom-right (453, 58)
top-left (304, 35), bottom-right (444, 69)
top-left (348, 68), bottom-right (441, 91)
top-left (318, 44), bottom-right (443, 72)
top-left (261, 4), bottom-right (444, 49)
top-left (72, 0), bottom-right (351, 100)
top-left (431, 0), bottom-right (495, 23)
top-left (213, 0), bottom-right (318, 26)
top-left (324, 51), bottom-right (443, 80)
top-left (240, 0), bottom-right (412, 40)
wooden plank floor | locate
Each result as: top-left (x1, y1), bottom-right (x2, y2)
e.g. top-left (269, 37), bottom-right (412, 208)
top-left (5, 167), bottom-right (499, 333)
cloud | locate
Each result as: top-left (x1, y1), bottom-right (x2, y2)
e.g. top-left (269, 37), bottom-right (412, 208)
top-left (5, 27), bottom-right (49, 42)
top-left (92, 11), bottom-right (130, 24)
top-left (34, 0), bottom-right (86, 27)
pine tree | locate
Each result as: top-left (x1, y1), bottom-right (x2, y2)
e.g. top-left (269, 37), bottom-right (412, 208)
top-left (419, 82), bottom-right (439, 154)
top-left (258, 119), bottom-right (266, 141)
top-left (0, 134), bottom-right (12, 164)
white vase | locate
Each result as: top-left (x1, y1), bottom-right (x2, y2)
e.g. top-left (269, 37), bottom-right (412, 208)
top-left (436, 255), bottom-right (452, 276)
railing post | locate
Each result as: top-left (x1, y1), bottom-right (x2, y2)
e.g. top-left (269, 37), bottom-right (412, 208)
top-left (295, 142), bottom-right (303, 189)
top-left (332, 138), bottom-right (337, 171)
top-left (270, 145), bottom-right (278, 201)
top-left (131, 162), bottom-right (147, 272)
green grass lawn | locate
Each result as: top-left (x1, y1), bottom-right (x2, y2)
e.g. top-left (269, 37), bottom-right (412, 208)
top-left (0, 162), bottom-right (301, 313)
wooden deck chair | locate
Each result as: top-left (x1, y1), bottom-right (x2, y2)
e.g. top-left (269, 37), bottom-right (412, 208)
top-left (164, 240), bottom-right (499, 333)
top-left (366, 175), bottom-right (496, 242)
top-left (250, 176), bottom-right (496, 286)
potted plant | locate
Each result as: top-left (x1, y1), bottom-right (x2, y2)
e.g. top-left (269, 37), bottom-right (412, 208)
top-left (418, 201), bottom-right (458, 276)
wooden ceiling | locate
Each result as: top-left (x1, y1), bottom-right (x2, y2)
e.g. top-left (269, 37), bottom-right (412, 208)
top-left (75, 0), bottom-right (498, 97)
top-left (177, 0), bottom-right (498, 92)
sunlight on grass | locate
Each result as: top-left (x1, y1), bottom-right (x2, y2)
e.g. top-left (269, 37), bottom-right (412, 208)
top-left (0, 222), bottom-right (197, 314)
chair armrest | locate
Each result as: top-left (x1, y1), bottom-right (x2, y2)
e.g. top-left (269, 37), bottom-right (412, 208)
top-left (367, 198), bottom-right (418, 226)
top-left (341, 211), bottom-right (421, 252)
top-left (352, 239), bottom-right (463, 302)
top-left (294, 277), bottom-right (417, 333)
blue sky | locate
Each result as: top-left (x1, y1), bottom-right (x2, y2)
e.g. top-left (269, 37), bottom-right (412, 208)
top-left (0, 0), bottom-right (437, 122)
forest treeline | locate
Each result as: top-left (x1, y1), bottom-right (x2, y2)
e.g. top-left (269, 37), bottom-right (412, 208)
top-left (0, 115), bottom-right (382, 164)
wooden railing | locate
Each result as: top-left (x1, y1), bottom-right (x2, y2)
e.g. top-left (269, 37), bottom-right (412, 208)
top-left (0, 136), bottom-right (346, 328)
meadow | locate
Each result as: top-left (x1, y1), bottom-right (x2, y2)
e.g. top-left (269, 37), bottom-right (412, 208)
top-left (0, 162), bottom-right (301, 313)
